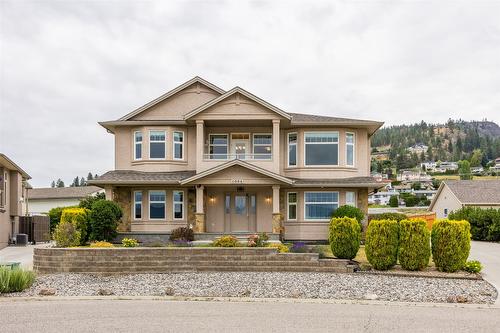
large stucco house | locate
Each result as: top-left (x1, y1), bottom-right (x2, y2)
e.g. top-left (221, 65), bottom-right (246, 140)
top-left (90, 77), bottom-right (384, 241)
top-left (0, 153), bottom-right (31, 249)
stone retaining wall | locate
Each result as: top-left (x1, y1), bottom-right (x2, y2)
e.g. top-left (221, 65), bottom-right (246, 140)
top-left (33, 247), bottom-right (355, 274)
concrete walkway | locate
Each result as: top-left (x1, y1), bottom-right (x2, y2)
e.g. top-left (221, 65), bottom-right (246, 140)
top-left (470, 241), bottom-right (500, 304)
top-left (0, 243), bottom-right (50, 269)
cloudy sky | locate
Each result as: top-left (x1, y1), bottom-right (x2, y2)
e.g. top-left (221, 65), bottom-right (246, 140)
top-left (1, 0), bottom-right (499, 187)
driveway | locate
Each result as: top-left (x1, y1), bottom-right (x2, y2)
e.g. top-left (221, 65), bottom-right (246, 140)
top-left (470, 241), bottom-right (500, 304)
top-left (0, 243), bottom-right (50, 269)
top-left (1, 299), bottom-right (499, 333)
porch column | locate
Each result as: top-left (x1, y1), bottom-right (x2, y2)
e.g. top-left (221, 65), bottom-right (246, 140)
top-left (272, 185), bottom-right (281, 234)
top-left (272, 119), bottom-right (280, 173)
top-left (196, 120), bottom-right (204, 172)
top-left (104, 186), bottom-right (114, 200)
top-left (194, 185), bottom-right (205, 232)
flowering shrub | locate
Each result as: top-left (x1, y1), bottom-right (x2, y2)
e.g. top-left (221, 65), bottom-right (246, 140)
top-left (247, 233), bottom-right (269, 247)
top-left (122, 238), bottom-right (139, 247)
top-left (290, 242), bottom-right (308, 253)
top-left (267, 243), bottom-right (289, 253)
top-left (212, 235), bottom-right (240, 247)
top-left (89, 241), bottom-right (114, 248)
top-left (463, 260), bottom-right (482, 273)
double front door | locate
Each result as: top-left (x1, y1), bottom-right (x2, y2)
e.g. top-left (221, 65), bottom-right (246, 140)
top-left (225, 192), bottom-right (256, 232)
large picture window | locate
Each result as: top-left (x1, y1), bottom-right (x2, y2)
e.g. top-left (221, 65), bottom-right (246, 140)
top-left (149, 130), bottom-right (166, 159)
top-left (253, 134), bottom-right (272, 159)
top-left (173, 190), bottom-right (184, 220)
top-left (304, 192), bottom-right (338, 220)
top-left (133, 191), bottom-right (142, 219)
top-left (346, 132), bottom-right (355, 166)
top-left (149, 190), bottom-right (165, 220)
top-left (134, 131), bottom-right (142, 160)
top-left (173, 131), bottom-right (184, 160)
top-left (209, 134), bottom-right (228, 159)
top-left (288, 133), bottom-right (297, 167)
top-left (287, 192), bottom-right (297, 220)
top-left (304, 132), bottom-right (339, 166)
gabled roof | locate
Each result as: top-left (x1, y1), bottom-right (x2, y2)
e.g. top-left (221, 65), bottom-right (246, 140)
top-left (429, 180), bottom-right (500, 210)
top-left (119, 76), bottom-right (225, 121)
top-left (0, 153), bottom-right (31, 179)
top-left (183, 87), bottom-right (292, 120)
top-left (28, 186), bottom-right (102, 200)
top-left (180, 159), bottom-right (294, 185)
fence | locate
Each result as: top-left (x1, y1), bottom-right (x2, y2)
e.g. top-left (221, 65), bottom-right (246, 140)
top-left (19, 215), bottom-right (50, 243)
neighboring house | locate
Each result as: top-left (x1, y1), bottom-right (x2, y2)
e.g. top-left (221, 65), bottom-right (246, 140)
top-left (27, 186), bottom-right (104, 215)
top-left (471, 166), bottom-right (484, 175)
top-left (369, 190), bottom-right (399, 205)
top-left (420, 161), bottom-right (437, 172)
top-left (408, 144), bottom-right (428, 155)
top-left (397, 170), bottom-right (432, 182)
top-left (90, 77), bottom-right (384, 241)
top-left (490, 157), bottom-right (500, 172)
top-left (438, 161), bottom-right (458, 171)
top-left (429, 180), bottom-right (500, 218)
top-left (0, 153), bottom-right (31, 249)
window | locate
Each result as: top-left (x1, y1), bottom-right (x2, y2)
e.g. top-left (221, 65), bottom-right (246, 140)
top-left (346, 191), bottom-right (356, 207)
top-left (133, 191), bottom-right (142, 219)
top-left (288, 133), bottom-right (297, 167)
top-left (209, 134), bottom-right (228, 159)
top-left (304, 132), bottom-right (339, 166)
top-left (346, 132), bottom-right (355, 166)
top-left (304, 192), bottom-right (339, 220)
top-left (149, 190), bottom-right (165, 219)
top-left (173, 131), bottom-right (184, 160)
top-left (444, 208), bottom-right (448, 217)
top-left (287, 192), bottom-right (297, 220)
top-left (173, 190), bottom-right (184, 220)
top-left (134, 131), bottom-right (142, 160)
top-left (253, 134), bottom-right (272, 159)
top-left (149, 131), bottom-right (166, 159)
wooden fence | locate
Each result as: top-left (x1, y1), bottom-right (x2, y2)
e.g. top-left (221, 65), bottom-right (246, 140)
top-left (19, 215), bottom-right (50, 243)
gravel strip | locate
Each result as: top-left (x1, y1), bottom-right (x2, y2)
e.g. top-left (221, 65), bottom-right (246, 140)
top-left (3, 272), bottom-right (497, 304)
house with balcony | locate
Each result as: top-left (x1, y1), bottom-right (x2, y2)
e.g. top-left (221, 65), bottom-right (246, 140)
top-left (90, 77), bottom-right (384, 241)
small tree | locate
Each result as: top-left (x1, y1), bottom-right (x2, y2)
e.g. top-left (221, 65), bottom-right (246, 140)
top-left (458, 160), bottom-right (472, 180)
top-left (399, 219), bottom-right (431, 271)
top-left (89, 200), bottom-right (123, 241)
top-left (78, 192), bottom-right (106, 210)
top-left (389, 195), bottom-right (399, 207)
top-left (432, 219), bottom-right (471, 272)
top-left (365, 219), bottom-right (399, 270)
top-left (53, 219), bottom-right (81, 247)
top-left (329, 217), bottom-right (361, 259)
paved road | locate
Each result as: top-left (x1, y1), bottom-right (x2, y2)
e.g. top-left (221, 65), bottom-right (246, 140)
top-left (470, 241), bottom-right (500, 304)
top-left (1, 299), bottom-right (499, 333)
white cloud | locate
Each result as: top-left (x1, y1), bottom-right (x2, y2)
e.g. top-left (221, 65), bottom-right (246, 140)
top-left (0, 0), bottom-right (499, 186)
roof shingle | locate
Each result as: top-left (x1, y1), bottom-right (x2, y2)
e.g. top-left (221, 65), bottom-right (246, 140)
top-left (28, 186), bottom-right (102, 200)
top-left (90, 170), bottom-right (196, 185)
top-left (444, 180), bottom-right (500, 204)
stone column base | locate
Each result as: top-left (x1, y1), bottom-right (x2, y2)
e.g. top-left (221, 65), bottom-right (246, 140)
top-left (272, 213), bottom-right (282, 234)
top-left (194, 213), bottom-right (206, 233)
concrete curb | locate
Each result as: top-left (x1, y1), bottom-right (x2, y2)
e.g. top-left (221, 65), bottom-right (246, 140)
top-left (1, 295), bottom-right (498, 309)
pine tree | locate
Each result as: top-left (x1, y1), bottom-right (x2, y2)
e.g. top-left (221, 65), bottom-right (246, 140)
top-left (50, 180), bottom-right (55, 188)
top-left (87, 172), bottom-right (93, 181)
top-left (79, 177), bottom-right (86, 186)
top-left (56, 179), bottom-right (65, 187)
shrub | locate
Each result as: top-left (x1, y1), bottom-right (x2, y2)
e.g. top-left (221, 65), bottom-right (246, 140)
top-left (89, 200), bottom-right (123, 241)
top-left (48, 206), bottom-right (77, 232)
top-left (122, 238), bottom-right (139, 247)
top-left (267, 243), bottom-right (289, 253)
top-left (53, 219), bottom-right (81, 247)
top-left (389, 195), bottom-right (399, 207)
top-left (290, 242), bottom-right (308, 253)
top-left (89, 241), bottom-right (114, 248)
top-left (7, 269), bottom-right (36, 292)
top-left (78, 192), bottom-right (105, 210)
top-left (365, 219), bottom-right (399, 270)
top-left (328, 217), bottom-right (361, 260)
top-left (247, 233), bottom-right (269, 247)
top-left (431, 219), bottom-right (471, 272)
top-left (169, 227), bottom-right (194, 242)
top-left (0, 267), bottom-right (10, 293)
top-left (463, 260), bottom-right (482, 273)
top-left (331, 205), bottom-right (365, 225)
top-left (398, 219), bottom-right (431, 271)
top-left (212, 235), bottom-right (240, 247)
top-left (449, 207), bottom-right (500, 241)
top-left (60, 208), bottom-right (90, 245)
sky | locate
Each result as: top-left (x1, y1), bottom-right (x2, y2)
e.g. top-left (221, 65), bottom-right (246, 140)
top-left (1, 0), bottom-right (500, 187)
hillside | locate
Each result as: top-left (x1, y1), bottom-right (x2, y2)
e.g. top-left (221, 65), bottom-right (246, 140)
top-left (371, 119), bottom-right (500, 170)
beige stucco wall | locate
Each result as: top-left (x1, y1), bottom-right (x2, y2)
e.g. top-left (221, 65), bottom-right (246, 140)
top-left (0, 169), bottom-right (24, 249)
top-left (431, 185), bottom-right (463, 219)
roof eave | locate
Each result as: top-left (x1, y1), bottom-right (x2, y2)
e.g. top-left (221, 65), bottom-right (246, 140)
top-left (0, 153), bottom-right (31, 180)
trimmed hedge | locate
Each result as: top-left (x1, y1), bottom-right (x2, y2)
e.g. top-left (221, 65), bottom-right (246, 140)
top-left (398, 219), bottom-right (430, 271)
top-left (89, 200), bottom-right (123, 241)
top-left (60, 208), bottom-right (90, 245)
top-left (328, 217), bottom-right (361, 260)
top-left (448, 207), bottom-right (500, 241)
top-left (365, 219), bottom-right (399, 270)
top-left (431, 219), bottom-right (471, 272)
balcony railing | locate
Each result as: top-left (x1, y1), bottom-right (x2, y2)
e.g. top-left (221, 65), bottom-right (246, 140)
top-left (203, 153), bottom-right (272, 161)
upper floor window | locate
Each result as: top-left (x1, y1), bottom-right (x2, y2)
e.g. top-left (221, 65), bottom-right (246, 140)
top-left (346, 132), bottom-right (355, 166)
top-left (173, 131), bottom-right (184, 160)
top-left (304, 132), bottom-right (339, 166)
top-left (253, 134), bottom-right (272, 160)
top-left (288, 133), bottom-right (297, 167)
top-left (149, 130), bottom-right (166, 159)
top-left (304, 192), bottom-right (339, 220)
top-left (133, 191), bottom-right (142, 220)
top-left (209, 134), bottom-right (228, 160)
top-left (134, 131), bottom-right (142, 160)
top-left (173, 190), bottom-right (184, 219)
top-left (149, 190), bottom-right (166, 220)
